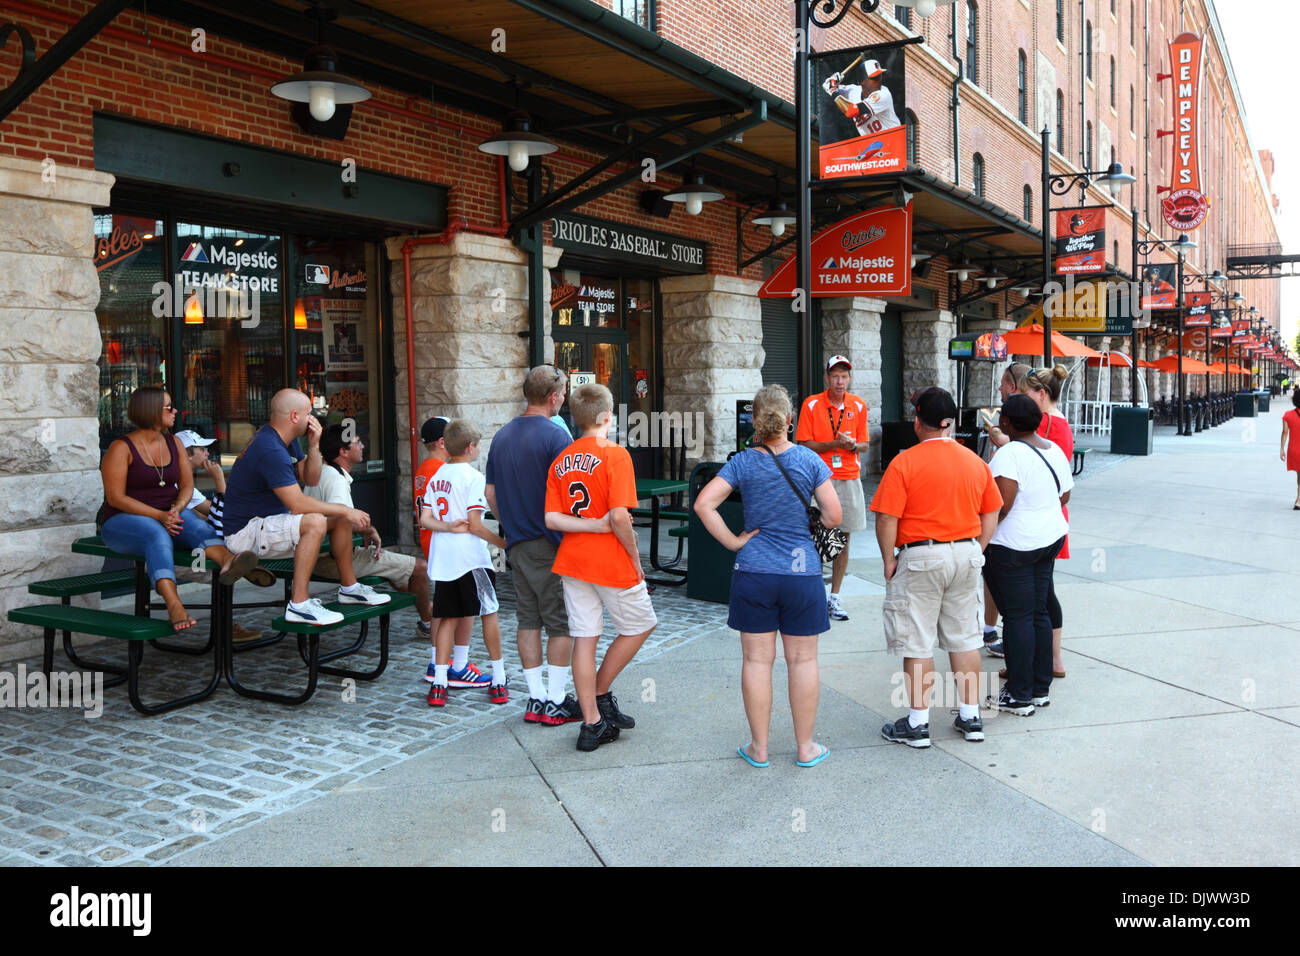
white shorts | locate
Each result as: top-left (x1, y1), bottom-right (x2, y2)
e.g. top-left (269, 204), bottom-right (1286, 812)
top-left (561, 578), bottom-right (658, 639)
top-left (224, 513), bottom-right (304, 559)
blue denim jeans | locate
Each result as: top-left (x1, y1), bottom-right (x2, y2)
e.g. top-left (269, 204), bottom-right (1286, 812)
top-left (101, 509), bottom-right (222, 586)
top-left (982, 538), bottom-right (1065, 702)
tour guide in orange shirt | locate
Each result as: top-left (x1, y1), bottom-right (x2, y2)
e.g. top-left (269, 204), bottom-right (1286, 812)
top-left (868, 387), bottom-right (1003, 748)
top-left (795, 355), bottom-right (869, 621)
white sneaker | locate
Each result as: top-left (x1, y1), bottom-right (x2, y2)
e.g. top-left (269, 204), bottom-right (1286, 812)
top-left (828, 594), bottom-right (849, 621)
top-left (285, 598), bottom-right (344, 626)
top-left (337, 583), bottom-right (392, 606)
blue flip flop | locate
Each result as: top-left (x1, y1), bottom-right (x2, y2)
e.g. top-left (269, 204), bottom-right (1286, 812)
top-left (796, 745), bottom-right (830, 768)
top-left (737, 745), bottom-right (769, 768)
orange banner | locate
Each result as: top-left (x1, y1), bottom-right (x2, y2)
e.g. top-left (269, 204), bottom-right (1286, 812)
top-left (1162, 33), bottom-right (1209, 231)
top-left (758, 204), bottom-right (912, 298)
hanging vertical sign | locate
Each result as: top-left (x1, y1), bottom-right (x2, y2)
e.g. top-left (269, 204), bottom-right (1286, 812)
top-left (812, 44), bottom-right (908, 179)
top-left (1183, 291), bottom-right (1212, 326)
top-left (1053, 207), bottom-right (1107, 274)
top-left (1161, 33), bottom-right (1210, 231)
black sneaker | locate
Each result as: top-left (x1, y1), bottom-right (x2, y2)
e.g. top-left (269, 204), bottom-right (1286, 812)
top-left (989, 688), bottom-right (1035, 716)
top-left (523, 697), bottom-right (546, 724)
top-left (596, 691), bottom-right (635, 730)
top-left (576, 718), bottom-right (619, 752)
top-left (985, 640), bottom-right (1005, 658)
top-left (880, 715), bottom-right (931, 749)
top-left (1032, 693), bottom-right (1050, 708)
top-left (953, 712), bottom-right (985, 741)
top-left (542, 695), bottom-right (584, 725)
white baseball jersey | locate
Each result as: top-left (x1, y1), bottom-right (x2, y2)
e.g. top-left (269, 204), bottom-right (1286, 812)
top-left (860, 85), bottom-right (901, 133)
top-left (422, 461), bottom-right (492, 582)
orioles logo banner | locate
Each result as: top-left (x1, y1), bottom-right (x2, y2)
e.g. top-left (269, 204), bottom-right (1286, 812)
top-left (1184, 291), bottom-right (1212, 327)
top-left (1162, 33), bottom-right (1210, 231)
top-left (1054, 207), bottom-right (1106, 275)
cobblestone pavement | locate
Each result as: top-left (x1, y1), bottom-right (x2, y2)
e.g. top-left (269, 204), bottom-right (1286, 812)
top-left (0, 570), bottom-right (728, 866)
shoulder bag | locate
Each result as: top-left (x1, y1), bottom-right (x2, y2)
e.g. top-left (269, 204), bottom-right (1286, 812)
top-left (754, 444), bottom-right (848, 562)
top-left (1014, 439), bottom-right (1062, 494)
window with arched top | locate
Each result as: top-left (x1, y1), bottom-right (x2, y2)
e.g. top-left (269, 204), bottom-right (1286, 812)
top-left (1110, 57), bottom-right (1116, 108)
top-left (966, 2), bottom-right (979, 84)
top-left (1018, 50), bottom-right (1028, 124)
top-left (905, 110), bottom-right (918, 165)
top-left (1023, 185), bottom-right (1033, 222)
top-left (1056, 90), bottom-right (1066, 151)
top-left (1086, 22), bottom-right (1093, 79)
top-left (1057, 0), bottom-right (1066, 43)
top-left (1086, 122), bottom-right (1094, 168)
top-left (972, 153), bottom-right (985, 197)
top-left (1130, 85), bottom-right (1135, 131)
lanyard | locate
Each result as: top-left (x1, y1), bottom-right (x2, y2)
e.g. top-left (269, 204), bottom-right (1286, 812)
top-left (826, 397), bottom-right (846, 438)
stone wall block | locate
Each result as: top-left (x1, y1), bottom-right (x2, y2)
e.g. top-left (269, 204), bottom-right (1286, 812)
top-left (0, 250), bottom-right (101, 311)
top-left (663, 343), bottom-right (763, 369)
top-left (658, 291), bottom-right (761, 322)
top-left (0, 309), bottom-right (101, 364)
top-left (0, 364), bottom-right (99, 419)
top-left (0, 470), bottom-right (100, 532)
top-left (0, 197), bottom-right (94, 259)
top-left (0, 417), bottom-right (100, 476)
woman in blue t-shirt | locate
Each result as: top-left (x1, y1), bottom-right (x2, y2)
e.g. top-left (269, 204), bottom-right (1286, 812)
top-left (694, 384), bottom-right (842, 769)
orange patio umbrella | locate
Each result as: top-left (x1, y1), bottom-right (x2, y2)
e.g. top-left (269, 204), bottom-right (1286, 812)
top-left (1147, 354), bottom-right (1212, 374)
top-left (1205, 361), bottom-right (1228, 375)
top-left (1085, 351), bottom-right (1134, 367)
top-left (1003, 323), bottom-right (1102, 359)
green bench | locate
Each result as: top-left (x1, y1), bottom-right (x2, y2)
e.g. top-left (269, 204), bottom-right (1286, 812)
top-left (224, 592), bottom-right (415, 706)
top-left (6, 605), bottom-right (220, 715)
top-left (1072, 447), bottom-right (1090, 476)
top-left (668, 525), bottom-right (689, 539)
top-left (26, 569), bottom-right (141, 686)
top-left (630, 508), bottom-right (689, 523)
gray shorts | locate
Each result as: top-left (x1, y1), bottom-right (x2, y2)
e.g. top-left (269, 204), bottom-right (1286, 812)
top-left (508, 537), bottom-right (569, 636)
top-left (832, 477), bottom-right (867, 534)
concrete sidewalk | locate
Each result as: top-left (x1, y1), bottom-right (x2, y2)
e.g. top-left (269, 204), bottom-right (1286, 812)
top-left (167, 406), bottom-right (1300, 867)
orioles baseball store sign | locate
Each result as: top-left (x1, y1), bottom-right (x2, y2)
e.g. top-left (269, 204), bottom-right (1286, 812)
top-left (550, 214), bottom-right (705, 274)
top-left (1162, 33), bottom-right (1210, 231)
top-left (757, 204), bottom-right (912, 298)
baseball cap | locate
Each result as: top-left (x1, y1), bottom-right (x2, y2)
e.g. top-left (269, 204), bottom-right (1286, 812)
top-left (827, 355), bottom-right (853, 371)
top-left (420, 416), bottom-right (449, 444)
top-left (175, 430), bottom-right (215, 448)
top-left (911, 387), bottom-right (958, 429)
top-left (864, 59), bottom-right (886, 78)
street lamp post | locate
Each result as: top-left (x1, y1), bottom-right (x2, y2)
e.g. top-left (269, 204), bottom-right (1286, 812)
top-left (1041, 132), bottom-right (1135, 367)
top-left (1134, 232), bottom-right (1195, 434)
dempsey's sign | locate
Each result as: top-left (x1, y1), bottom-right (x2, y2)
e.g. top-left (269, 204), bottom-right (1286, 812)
top-left (1162, 33), bottom-right (1209, 231)
top-left (757, 204), bottom-right (912, 298)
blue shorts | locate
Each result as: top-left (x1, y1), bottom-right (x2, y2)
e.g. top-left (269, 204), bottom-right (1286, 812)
top-left (727, 571), bottom-right (829, 636)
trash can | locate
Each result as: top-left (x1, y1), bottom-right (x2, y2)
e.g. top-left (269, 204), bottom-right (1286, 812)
top-left (1256, 390), bottom-right (1271, 413)
top-left (1234, 392), bottom-right (1259, 418)
top-left (1110, 406), bottom-right (1154, 455)
top-left (881, 420), bottom-right (919, 470)
top-left (686, 461), bottom-right (744, 604)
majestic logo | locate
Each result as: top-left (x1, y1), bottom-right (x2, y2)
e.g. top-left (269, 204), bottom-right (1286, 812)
top-left (180, 241), bottom-right (209, 263)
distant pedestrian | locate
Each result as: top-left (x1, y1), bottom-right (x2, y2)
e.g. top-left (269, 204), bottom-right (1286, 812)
top-left (983, 394), bottom-right (1073, 717)
top-left (870, 387), bottom-right (1002, 747)
top-left (695, 384), bottom-right (841, 768)
top-left (1282, 389), bottom-right (1300, 509)
top-left (795, 355), bottom-right (866, 623)
top-left (486, 366), bottom-right (584, 727)
top-left (545, 383), bottom-right (655, 752)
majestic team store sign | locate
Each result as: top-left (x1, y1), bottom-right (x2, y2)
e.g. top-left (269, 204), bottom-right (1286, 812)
top-left (758, 204), bottom-right (912, 299)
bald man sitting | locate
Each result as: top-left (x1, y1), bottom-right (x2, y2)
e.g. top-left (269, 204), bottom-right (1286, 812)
top-left (223, 389), bottom-right (388, 626)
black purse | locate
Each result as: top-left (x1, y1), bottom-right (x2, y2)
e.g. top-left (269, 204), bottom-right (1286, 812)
top-left (754, 444), bottom-right (848, 562)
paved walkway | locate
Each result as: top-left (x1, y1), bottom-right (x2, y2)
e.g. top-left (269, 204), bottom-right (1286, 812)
top-left (2, 406), bottom-right (1296, 866)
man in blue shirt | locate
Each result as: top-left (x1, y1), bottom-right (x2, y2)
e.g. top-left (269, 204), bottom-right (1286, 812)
top-left (224, 389), bottom-right (386, 626)
top-left (485, 365), bottom-right (582, 726)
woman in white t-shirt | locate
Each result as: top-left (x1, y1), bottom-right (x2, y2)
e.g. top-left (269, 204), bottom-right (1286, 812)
top-left (983, 394), bottom-right (1074, 716)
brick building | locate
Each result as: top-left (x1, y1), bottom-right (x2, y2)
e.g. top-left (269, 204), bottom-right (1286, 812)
top-left (0, 0), bottom-right (1283, 654)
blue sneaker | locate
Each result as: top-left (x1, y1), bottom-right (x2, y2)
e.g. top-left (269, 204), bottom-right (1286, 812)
top-left (447, 662), bottom-right (491, 688)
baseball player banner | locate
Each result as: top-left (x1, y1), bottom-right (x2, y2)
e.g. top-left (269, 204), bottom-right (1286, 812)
top-left (813, 44), bottom-right (907, 179)
top-left (1139, 262), bottom-right (1177, 309)
top-left (1161, 33), bottom-right (1210, 231)
top-left (1183, 291), bottom-right (1212, 326)
top-left (1053, 207), bottom-right (1107, 275)
top-left (757, 203), bottom-right (912, 298)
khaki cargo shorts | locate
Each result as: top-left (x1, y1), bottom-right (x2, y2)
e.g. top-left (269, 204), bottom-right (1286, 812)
top-left (882, 539), bottom-right (985, 658)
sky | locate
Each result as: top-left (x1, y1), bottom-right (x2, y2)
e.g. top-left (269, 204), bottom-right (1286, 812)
top-left (1214, 1), bottom-right (1298, 349)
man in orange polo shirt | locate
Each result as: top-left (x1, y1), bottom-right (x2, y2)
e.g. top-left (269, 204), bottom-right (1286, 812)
top-left (869, 387), bottom-right (1002, 749)
top-left (796, 355), bottom-right (869, 621)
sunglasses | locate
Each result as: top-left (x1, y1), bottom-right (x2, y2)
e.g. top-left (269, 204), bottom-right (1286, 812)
top-left (163, 404), bottom-right (178, 412)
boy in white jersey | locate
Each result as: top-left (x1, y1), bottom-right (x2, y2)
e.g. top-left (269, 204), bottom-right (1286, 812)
top-left (419, 419), bottom-right (509, 708)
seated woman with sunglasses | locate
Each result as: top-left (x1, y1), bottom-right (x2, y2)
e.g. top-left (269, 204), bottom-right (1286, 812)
top-left (694, 384), bottom-right (841, 769)
top-left (99, 387), bottom-right (269, 632)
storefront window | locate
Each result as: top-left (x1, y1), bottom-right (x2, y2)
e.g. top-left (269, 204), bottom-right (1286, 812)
top-left (625, 278), bottom-right (655, 420)
top-left (175, 223), bottom-right (284, 462)
top-left (552, 272), bottom-right (620, 328)
top-left (94, 214), bottom-right (165, 450)
top-left (291, 238), bottom-right (385, 472)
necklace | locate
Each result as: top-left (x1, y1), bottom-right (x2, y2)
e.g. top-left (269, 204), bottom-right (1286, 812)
top-left (138, 435), bottom-right (168, 487)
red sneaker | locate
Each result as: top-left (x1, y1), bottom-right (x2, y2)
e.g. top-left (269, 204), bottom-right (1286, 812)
top-left (541, 695), bottom-right (584, 726)
top-left (524, 698), bottom-right (545, 723)
top-left (489, 682), bottom-right (509, 705)
top-left (427, 685), bottom-right (448, 707)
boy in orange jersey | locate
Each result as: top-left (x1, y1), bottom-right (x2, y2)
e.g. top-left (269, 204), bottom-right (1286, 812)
top-left (545, 383), bottom-right (657, 752)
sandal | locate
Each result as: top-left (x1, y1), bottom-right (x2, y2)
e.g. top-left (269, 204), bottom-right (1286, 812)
top-left (169, 613), bottom-right (198, 633)
top-left (795, 744), bottom-right (830, 768)
top-left (737, 745), bottom-right (769, 769)
top-left (219, 550), bottom-right (260, 586)
top-left (244, 566), bottom-right (276, 588)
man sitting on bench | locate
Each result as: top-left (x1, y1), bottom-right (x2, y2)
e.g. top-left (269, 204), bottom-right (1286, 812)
top-left (223, 389), bottom-right (388, 627)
